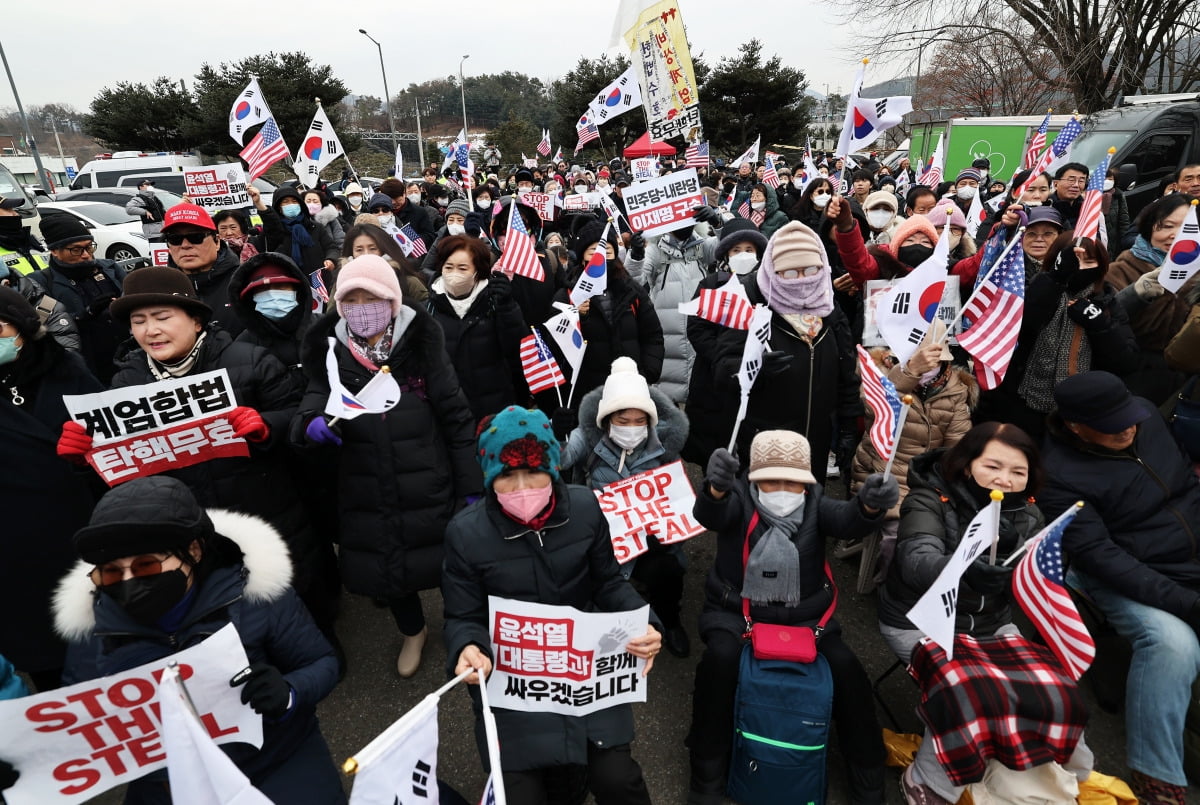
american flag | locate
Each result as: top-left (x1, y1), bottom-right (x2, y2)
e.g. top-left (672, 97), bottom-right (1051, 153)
top-left (574, 112), bottom-right (599, 154)
top-left (1015, 117), bottom-right (1083, 199)
top-left (1023, 110), bottom-right (1052, 170)
top-left (1074, 150), bottom-right (1113, 242)
top-left (400, 224), bottom-right (427, 257)
top-left (537, 128), bottom-right (551, 157)
top-left (495, 202), bottom-right (545, 281)
top-left (454, 143), bottom-right (475, 191)
top-left (1013, 504), bottom-right (1095, 680)
top-left (679, 282), bottom-right (755, 329)
top-left (309, 269), bottom-right (329, 310)
top-left (239, 117), bottom-right (289, 181)
top-left (856, 344), bottom-right (902, 460)
top-left (957, 239), bottom-right (1025, 390)
top-left (684, 141), bottom-right (710, 168)
top-left (520, 329), bottom-right (565, 394)
top-left (762, 153), bottom-right (781, 188)
top-left (738, 200), bottom-right (764, 227)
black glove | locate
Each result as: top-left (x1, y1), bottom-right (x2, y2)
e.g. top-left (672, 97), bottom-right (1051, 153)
top-left (835, 427), bottom-right (859, 469)
top-left (706, 448), bottom-right (740, 493)
top-left (964, 559), bottom-right (1014, 596)
top-left (551, 407), bottom-right (578, 440)
top-left (1067, 298), bottom-right (1111, 331)
top-left (0, 757), bottom-right (18, 791)
top-left (84, 295), bottom-right (116, 318)
top-left (629, 231), bottom-right (646, 261)
top-left (488, 271), bottom-right (513, 301)
top-left (692, 205), bottom-right (718, 224)
top-left (1049, 245), bottom-right (1080, 285)
top-left (761, 350), bottom-right (793, 376)
top-left (857, 472), bottom-right (899, 511)
top-left (232, 662), bottom-right (292, 719)
top-left (465, 211), bottom-right (485, 237)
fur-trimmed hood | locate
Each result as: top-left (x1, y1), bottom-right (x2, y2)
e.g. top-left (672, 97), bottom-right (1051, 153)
top-left (53, 509), bottom-right (293, 641)
top-left (577, 383), bottom-right (688, 457)
top-left (313, 204), bottom-right (342, 227)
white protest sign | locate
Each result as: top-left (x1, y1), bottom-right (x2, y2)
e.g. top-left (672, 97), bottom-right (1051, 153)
top-left (595, 460), bottom-right (704, 563)
top-left (486, 596), bottom-right (649, 717)
top-left (563, 193), bottom-right (599, 211)
top-left (520, 191), bottom-right (556, 222)
top-left (149, 245), bottom-right (170, 267)
top-left (63, 369), bottom-right (248, 486)
top-left (0, 625), bottom-right (261, 805)
top-left (863, 279), bottom-right (961, 347)
top-left (183, 165), bottom-right (251, 211)
top-left (622, 168), bottom-right (703, 238)
top-left (631, 158), bottom-right (658, 182)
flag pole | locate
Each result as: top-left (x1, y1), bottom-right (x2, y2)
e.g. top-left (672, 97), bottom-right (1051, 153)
top-left (564, 341), bottom-right (589, 409)
top-left (532, 325), bottom-right (564, 408)
top-left (1001, 500), bottom-right (1085, 566)
top-left (987, 489), bottom-right (1003, 565)
top-left (882, 394), bottom-right (913, 477)
top-left (477, 667), bottom-right (508, 805)
top-left (727, 394), bottom-right (749, 453)
top-left (936, 226), bottom-right (1026, 344)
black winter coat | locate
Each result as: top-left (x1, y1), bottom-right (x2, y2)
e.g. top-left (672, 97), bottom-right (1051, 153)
top-left (294, 306), bottom-right (483, 597)
top-left (684, 270), bottom-right (862, 478)
top-left (1040, 412), bottom-right (1200, 619)
top-left (30, 257), bottom-right (125, 381)
top-left (109, 327), bottom-right (321, 595)
top-left (0, 339), bottom-right (101, 673)
top-left (442, 484), bottom-right (654, 770)
top-left (877, 451), bottom-right (1044, 635)
top-left (56, 514), bottom-right (341, 803)
top-left (260, 206), bottom-right (339, 275)
top-left (228, 252), bottom-right (318, 384)
top-left (692, 479), bottom-right (880, 641)
top-left (426, 279), bottom-right (528, 422)
top-left (170, 244), bottom-right (247, 338)
top-left (552, 268), bottom-right (664, 406)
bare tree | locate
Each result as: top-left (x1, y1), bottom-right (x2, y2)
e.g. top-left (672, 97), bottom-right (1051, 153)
top-left (914, 31), bottom-right (1064, 117)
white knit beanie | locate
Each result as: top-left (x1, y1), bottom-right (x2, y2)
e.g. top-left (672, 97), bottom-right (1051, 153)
top-left (595, 357), bottom-right (658, 427)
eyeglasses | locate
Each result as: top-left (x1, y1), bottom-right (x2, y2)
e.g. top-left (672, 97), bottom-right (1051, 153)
top-left (89, 553), bottom-right (173, 586)
top-left (63, 242), bottom-right (97, 256)
top-left (777, 266), bottom-right (822, 279)
top-left (1057, 177), bottom-right (1087, 186)
top-left (1023, 230), bottom-right (1058, 241)
top-left (164, 232), bottom-right (212, 247)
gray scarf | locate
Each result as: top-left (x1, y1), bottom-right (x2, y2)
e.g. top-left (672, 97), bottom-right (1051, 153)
top-left (742, 487), bottom-right (808, 606)
top-left (1017, 289), bottom-right (1093, 413)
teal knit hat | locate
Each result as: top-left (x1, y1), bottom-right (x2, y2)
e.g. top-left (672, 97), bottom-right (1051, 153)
top-left (476, 406), bottom-right (561, 489)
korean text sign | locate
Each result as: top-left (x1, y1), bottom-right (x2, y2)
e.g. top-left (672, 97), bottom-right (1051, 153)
top-left (63, 369), bottom-right (249, 486)
top-left (594, 459), bottom-right (704, 563)
top-left (183, 165), bottom-right (251, 211)
top-left (622, 168), bottom-right (702, 238)
top-left (486, 597), bottom-right (649, 717)
top-left (0, 625), bottom-right (262, 805)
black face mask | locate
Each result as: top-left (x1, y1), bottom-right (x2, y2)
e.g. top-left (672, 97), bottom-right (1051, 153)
top-left (897, 243), bottom-right (935, 267)
top-left (101, 569), bottom-right (189, 626)
top-left (0, 217), bottom-right (22, 233)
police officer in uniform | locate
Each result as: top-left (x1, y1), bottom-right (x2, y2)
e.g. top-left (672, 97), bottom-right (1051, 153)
top-left (0, 198), bottom-right (47, 277)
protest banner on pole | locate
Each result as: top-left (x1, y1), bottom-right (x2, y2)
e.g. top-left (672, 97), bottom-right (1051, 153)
top-left (631, 157), bottom-right (657, 182)
top-left (0, 625), bottom-right (260, 805)
top-left (622, 168), bottom-right (703, 238)
top-left (618, 1), bottom-right (703, 142)
top-left (183, 165), bottom-right (251, 212)
top-left (486, 596), bottom-right (649, 717)
top-left (594, 460), bottom-right (704, 563)
top-left (63, 370), bottom-right (249, 486)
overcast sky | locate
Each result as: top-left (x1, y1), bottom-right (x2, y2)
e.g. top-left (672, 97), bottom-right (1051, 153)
top-left (5, 0), bottom-right (911, 118)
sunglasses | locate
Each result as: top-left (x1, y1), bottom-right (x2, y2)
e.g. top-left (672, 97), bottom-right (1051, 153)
top-left (90, 553), bottom-right (174, 586)
top-left (164, 232), bottom-right (213, 247)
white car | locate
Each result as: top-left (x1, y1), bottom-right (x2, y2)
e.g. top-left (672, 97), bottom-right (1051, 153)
top-left (35, 201), bottom-right (150, 262)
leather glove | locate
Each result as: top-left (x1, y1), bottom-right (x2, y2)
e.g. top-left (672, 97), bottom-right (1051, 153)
top-left (488, 271), bottom-right (513, 301)
top-left (0, 757), bottom-right (18, 791)
top-left (57, 420), bottom-right (93, 464)
top-left (231, 662), bottom-right (292, 719)
top-left (691, 205), bottom-right (718, 224)
top-left (834, 427), bottom-right (859, 469)
top-left (964, 558), bottom-right (1014, 596)
top-left (85, 295), bottom-right (116, 318)
top-left (1049, 244), bottom-right (1080, 285)
top-left (1133, 267), bottom-right (1166, 301)
top-left (228, 406), bottom-right (269, 442)
top-left (465, 211), bottom-right (485, 237)
top-left (857, 472), bottom-right (899, 512)
top-left (304, 416), bottom-right (343, 447)
top-left (1067, 298), bottom-right (1111, 331)
top-left (705, 448), bottom-right (740, 493)
top-left (551, 407), bottom-right (578, 440)
top-left (761, 350), bottom-right (793, 376)
top-left (629, 231), bottom-right (646, 261)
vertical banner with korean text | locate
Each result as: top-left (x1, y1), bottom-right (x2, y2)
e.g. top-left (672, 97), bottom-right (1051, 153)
top-left (594, 460), bottom-right (704, 563)
top-left (183, 165), bottom-right (251, 212)
top-left (620, 1), bottom-right (702, 142)
top-left (621, 168), bottom-right (703, 238)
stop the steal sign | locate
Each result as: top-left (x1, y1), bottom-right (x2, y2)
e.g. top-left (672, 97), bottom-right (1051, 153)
top-left (595, 459), bottom-right (704, 563)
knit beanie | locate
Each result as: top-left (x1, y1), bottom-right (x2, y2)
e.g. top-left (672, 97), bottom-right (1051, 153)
top-left (890, 214), bottom-right (939, 252)
top-left (714, 217), bottom-right (769, 261)
top-left (366, 193), bottom-right (394, 213)
top-left (569, 219), bottom-right (618, 259)
top-left (40, 215), bottom-right (93, 250)
top-left (476, 406), bottom-right (561, 490)
top-left (926, 204), bottom-right (968, 231)
top-left (747, 430), bottom-right (816, 484)
top-left (864, 190), bottom-right (898, 212)
top-left (446, 199), bottom-right (471, 219)
top-left (334, 254), bottom-right (404, 316)
top-left (595, 357), bottom-right (658, 427)
top-left (766, 221), bottom-right (826, 271)
top-left (757, 221), bottom-right (834, 317)
top-left (956, 168), bottom-right (982, 185)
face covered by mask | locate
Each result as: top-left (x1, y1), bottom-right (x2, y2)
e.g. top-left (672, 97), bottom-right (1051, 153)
top-left (0, 335), bottom-right (21, 366)
top-left (728, 251), bottom-right (759, 275)
top-left (793, 177), bottom-right (806, 190)
top-left (956, 185), bottom-right (978, 200)
top-left (306, 202), bottom-right (323, 215)
top-left (897, 242), bottom-right (935, 266)
top-left (609, 424), bottom-right (648, 451)
top-left (280, 202), bottom-right (302, 219)
top-left (441, 271), bottom-right (476, 297)
top-left (342, 300), bottom-right (393, 338)
top-left (375, 213), bottom-right (395, 229)
top-left (253, 288), bottom-right (299, 320)
top-left (574, 184), bottom-right (589, 195)
top-left (476, 198), bottom-right (492, 210)
top-left (406, 193), bottom-right (423, 206)
top-left (496, 485), bottom-right (553, 522)
top-left (1103, 179), bottom-right (1115, 192)
top-left (347, 194), bottom-right (363, 209)
top-left (866, 210), bottom-right (894, 230)
top-left (755, 486), bottom-right (807, 518)
top-left (101, 568), bottom-right (190, 626)
top-left (750, 201), bottom-right (766, 211)
top-left (812, 193), bottom-right (831, 209)
top-left (446, 223), bottom-right (466, 237)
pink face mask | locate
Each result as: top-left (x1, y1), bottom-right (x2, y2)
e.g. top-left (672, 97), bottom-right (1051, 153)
top-left (496, 485), bottom-right (552, 523)
top-left (342, 300), bottom-right (393, 338)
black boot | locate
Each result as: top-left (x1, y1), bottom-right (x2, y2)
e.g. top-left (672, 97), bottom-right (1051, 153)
top-left (846, 762), bottom-right (886, 804)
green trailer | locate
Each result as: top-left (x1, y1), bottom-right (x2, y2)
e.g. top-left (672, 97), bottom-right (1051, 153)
top-left (908, 116), bottom-right (1076, 180)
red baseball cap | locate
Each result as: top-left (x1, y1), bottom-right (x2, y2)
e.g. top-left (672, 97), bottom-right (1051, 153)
top-left (162, 203), bottom-right (216, 231)
top-left (240, 263), bottom-right (299, 297)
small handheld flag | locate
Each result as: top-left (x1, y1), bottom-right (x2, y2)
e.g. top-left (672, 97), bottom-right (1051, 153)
top-left (1160, 199), bottom-right (1200, 294)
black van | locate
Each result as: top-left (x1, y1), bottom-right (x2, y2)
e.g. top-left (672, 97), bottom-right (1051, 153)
top-left (1070, 93), bottom-right (1200, 217)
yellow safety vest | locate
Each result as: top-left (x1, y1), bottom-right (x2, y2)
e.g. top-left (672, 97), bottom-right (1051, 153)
top-left (0, 247), bottom-right (47, 276)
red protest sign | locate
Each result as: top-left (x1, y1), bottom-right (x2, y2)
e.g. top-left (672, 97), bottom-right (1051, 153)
top-left (594, 460), bottom-right (705, 563)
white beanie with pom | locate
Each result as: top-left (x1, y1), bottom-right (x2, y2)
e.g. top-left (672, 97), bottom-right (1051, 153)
top-left (595, 357), bottom-right (658, 427)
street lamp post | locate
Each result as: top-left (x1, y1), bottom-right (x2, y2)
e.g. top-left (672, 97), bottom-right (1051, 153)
top-left (0, 42), bottom-right (52, 194)
top-left (359, 29), bottom-right (398, 157)
top-left (459, 55), bottom-right (470, 139)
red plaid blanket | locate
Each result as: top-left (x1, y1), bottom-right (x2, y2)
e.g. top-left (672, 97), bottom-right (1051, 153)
top-left (909, 633), bottom-right (1088, 785)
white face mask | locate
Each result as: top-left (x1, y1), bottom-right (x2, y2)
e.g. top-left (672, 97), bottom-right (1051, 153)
top-left (517, 186), bottom-right (533, 195)
top-left (728, 252), bottom-right (758, 275)
top-left (812, 194), bottom-right (831, 209)
top-left (867, 210), bottom-right (893, 229)
top-left (441, 271), bottom-right (476, 297)
top-left (1103, 179), bottom-right (1115, 192)
top-left (376, 214), bottom-right (395, 229)
top-left (476, 198), bottom-right (491, 210)
top-left (757, 488), bottom-right (806, 518)
top-left (750, 201), bottom-right (766, 211)
top-left (347, 195), bottom-right (363, 208)
top-left (957, 185), bottom-right (978, 200)
top-left (574, 185), bottom-right (588, 194)
top-left (446, 223), bottom-right (466, 236)
top-left (436, 197), bottom-right (449, 206)
top-left (407, 193), bottom-right (422, 205)
top-left (609, 424), bottom-right (648, 451)
top-left (793, 178), bottom-right (806, 190)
